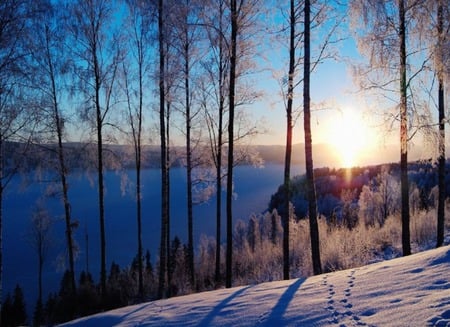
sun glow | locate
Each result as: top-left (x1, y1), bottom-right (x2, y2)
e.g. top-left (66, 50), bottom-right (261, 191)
top-left (328, 108), bottom-right (373, 168)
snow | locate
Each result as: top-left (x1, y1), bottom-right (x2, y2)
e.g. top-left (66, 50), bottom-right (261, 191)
top-left (61, 246), bottom-right (450, 326)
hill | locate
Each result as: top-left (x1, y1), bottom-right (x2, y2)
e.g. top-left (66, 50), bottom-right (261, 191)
top-left (61, 245), bottom-right (450, 326)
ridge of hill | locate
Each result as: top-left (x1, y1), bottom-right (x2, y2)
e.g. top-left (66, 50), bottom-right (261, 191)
top-left (61, 245), bottom-right (450, 327)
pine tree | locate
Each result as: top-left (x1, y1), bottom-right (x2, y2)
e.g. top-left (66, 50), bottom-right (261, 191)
top-left (1, 293), bottom-right (12, 326)
top-left (12, 284), bottom-right (27, 326)
top-left (33, 299), bottom-right (44, 327)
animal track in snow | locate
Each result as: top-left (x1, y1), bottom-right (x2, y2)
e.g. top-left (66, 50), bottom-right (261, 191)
top-left (321, 269), bottom-right (374, 327)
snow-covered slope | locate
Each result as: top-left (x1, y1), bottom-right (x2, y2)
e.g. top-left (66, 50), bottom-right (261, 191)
top-left (61, 246), bottom-right (450, 326)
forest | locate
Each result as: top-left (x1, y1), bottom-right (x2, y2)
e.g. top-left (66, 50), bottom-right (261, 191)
top-left (0, 0), bottom-right (449, 326)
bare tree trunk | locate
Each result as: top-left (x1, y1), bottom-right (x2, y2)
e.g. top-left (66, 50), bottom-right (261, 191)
top-left (215, 123), bottom-right (223, 286)
top-left (45, 26), bottom-right (76, 295)
top-left (158, 0), bottom-right (168, 299)
top-left (136, 151), bottom-right (143, 297)
top-left (96, 102), bottom-right (107, 298)
top-left (184, 2), bottom-right (195, 287)
top-left (436, 0), bottom-right (445, 248)
top-left (215, 0), bottom-right (225, 287)
top-left (304, 0), bottom-right (322, 275)
top-left (226, 0), bottom-right (237, 289)
top-left (283, 0), bottom-right (296, 281)
top-left (215, 82), bottom-right (224, 287)
top-left (136, 58), bottom-right (144, 301)
top-left (92, 37), bottom-right (108, 298)
top-left (399, 0), bottom-right (411, 256)
top-left (166, 98), bottom-right (171, 297)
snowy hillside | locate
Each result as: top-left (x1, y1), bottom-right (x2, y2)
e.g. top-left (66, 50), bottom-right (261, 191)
top-left (61, 246), bottom-right (450, 327)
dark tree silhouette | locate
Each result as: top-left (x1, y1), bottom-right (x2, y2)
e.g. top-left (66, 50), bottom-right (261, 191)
top-left (157, 0), bottom-right (169, 299)
top-left (398, 0), bottom-right (411, 256)
top-left (282, 0), bottom-right (296, 280)
top-left (304, 0), bottom-right (322, 275)
top-left (225, 0), bottom-right (238, 289)
top-left (435, 0), bottom-right (447, 248)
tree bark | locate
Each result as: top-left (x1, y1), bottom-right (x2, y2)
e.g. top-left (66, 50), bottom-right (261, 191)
top-left (92, 33), bottom-right (108, 298)
top-left (157, 0), bottom-right (168, 299)
top-left (436, 0), bottom-right (445, 248)
top-left (283, 0), bottom-right (296, 281)
top-left (136, 56), bottom-right (144, 300)
top-left (215, 0), bottom-right (225, 287)
top-left (226, 0), bottom-right (237, 289)
top-left (184, 1), bottom-right (195, 287)
top-left (45, 25), bottom-right (76, 295)
top-left (304, 0), bottom-right (322, 275)
top-left (399, 0), bottom-right (411, 256)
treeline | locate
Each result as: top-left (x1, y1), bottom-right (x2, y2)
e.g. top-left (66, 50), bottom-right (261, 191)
top-left (270, 161), bottom-right (450, 228)
top-left (3, 142), bottom-right (315, 172)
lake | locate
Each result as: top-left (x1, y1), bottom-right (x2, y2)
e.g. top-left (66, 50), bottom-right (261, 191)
top-left (3, 164), bottom-right (303, 311)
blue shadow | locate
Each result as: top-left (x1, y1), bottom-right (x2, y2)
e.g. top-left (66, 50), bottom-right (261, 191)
top-left (198, 286), bottom-right (252, 326)
top-left (263, 278), bottom-right (306, 326)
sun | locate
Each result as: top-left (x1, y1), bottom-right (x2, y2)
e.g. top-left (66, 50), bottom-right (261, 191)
top-left (328, 108), bottom-right (370, 168)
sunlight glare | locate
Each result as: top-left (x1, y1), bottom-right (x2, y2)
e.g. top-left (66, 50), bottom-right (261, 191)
top-left (329, 108), bottom-right (370, 168)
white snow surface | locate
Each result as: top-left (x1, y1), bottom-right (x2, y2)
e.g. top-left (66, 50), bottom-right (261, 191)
top-left (61, 246), bottom-right (450, 327)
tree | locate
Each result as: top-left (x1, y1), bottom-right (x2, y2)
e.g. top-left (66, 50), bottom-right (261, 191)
top-left (121, 0), bottom-right (153, 300)
top-left (28, 201), bottom-right (53, 307)
top-left (304, 0), bottom-right (322, 275)
top-left (14, 285), bottom-right (27, 326)
top-left (225, 0), bottom-right (238, 289)
top-left (200, 0), bottom-right (263, 287)
top-left (171, 0), bottom-right (203, 289)
top-left (433, 0), bottom-right (449, 248)
top-left (247, 215), bottom-right (260, 253)
top-left (157, 0), bottom-right (169, 299)
top-left (28, 1), bottom-right (77, 295)
top-left (67, 0), bottom-right (123, 299)
top-left (201, 0), bottom-right (229, 287)
top-left (4, 285), bottom-right (27, 326)
top-left (221, 0), bottom-right (265, 289)
top-left (398, 0), bottom-right (411, 256)
top-left (349, 0), bottom-right (429, 256)
top-left (282, 0), bottom-right (296, 281)
top-left (0, 1), bottom-right (39, 323)
top-left (276, 0), bottom-right (343, 278)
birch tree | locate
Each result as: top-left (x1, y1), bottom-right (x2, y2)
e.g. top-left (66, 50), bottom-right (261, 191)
top-left (282, 0), bottom-right (296, 281)
top-left (225, 0), bottom-right (263, 288)
top-left (200, 0), bottom-right (229, 287)
top-left (350, 0), bottom-right (428, 256)
top-left (157, 0), bottom-right (169, 299)
top-left (434, 0), bottom-right (449, 248)
top-left (27, 202), bottom-right (53, 308)
top-left (0, 1), bottom-right (39, 322)
top-left (28, 1), bottom-right (77, 296)
top-left (275, 0), bottom-right (344, 278)
top-left (225, 0), bottom-right (238, 289)
top-left (420, 0), bottom-right (450, 248)
top-left (303, 0), bottom-right (322, 275)
top-left (121, 0), bottom-right (153, 299)
top-left (67, 0), bottom-right (123, 299)
top-left (169, 0), bottom-right (204, 289)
